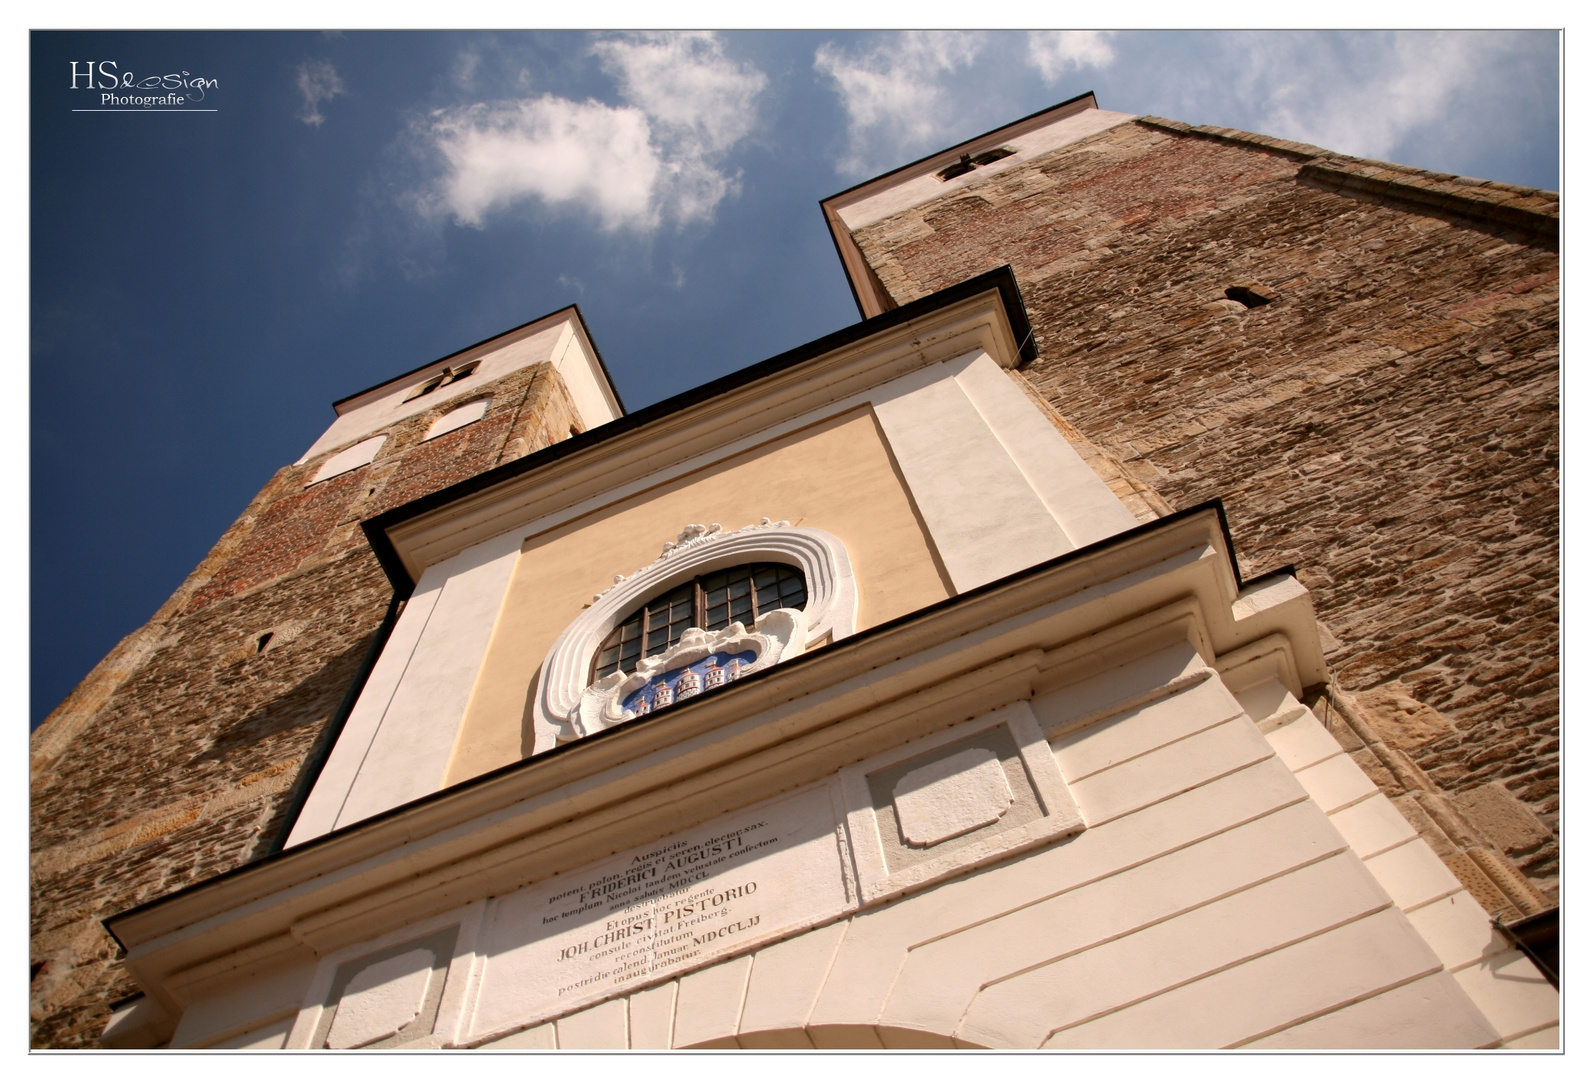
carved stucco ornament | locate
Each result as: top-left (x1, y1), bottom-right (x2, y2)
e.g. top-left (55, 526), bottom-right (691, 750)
top-left (570, 608), bottom-right (807, 738)
top-left (535, 518), bottom-right (854, 752)
top-left (592, 520), bottom-right (787, 603)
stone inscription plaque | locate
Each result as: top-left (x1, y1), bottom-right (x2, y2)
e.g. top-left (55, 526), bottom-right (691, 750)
top-left (468, 782), bottom-right (852, 1041)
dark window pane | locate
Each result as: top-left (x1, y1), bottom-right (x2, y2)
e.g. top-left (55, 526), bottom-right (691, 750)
top-left (594, 606), bottom-right (647, 680)
top-left (754, 564), bottom-right (805, 615)
top-left (590, 563), bottom-right (809, 682)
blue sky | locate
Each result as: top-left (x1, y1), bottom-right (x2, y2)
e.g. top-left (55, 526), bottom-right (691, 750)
top-left (28, 30), bottom-right (1560, 728)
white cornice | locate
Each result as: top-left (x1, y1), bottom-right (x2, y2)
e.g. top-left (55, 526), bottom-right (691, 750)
top-left (381, 287), bottom-right (1025, 581)
top-left (107, 507), bottom-right (1327, 1026)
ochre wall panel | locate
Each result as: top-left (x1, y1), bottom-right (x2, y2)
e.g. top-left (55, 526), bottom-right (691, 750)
top-left (447, 407), bottom-right (952, 783)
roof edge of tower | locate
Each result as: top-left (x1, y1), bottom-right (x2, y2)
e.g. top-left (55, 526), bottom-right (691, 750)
top-left (821, 90), bottom-right (1099, 209)
top-left (819, 91), bottom-right (1109, 318)
top-left (329, 304), bottom-right (626, 417)
top-left (359, 265), bottom-right (1036, 597)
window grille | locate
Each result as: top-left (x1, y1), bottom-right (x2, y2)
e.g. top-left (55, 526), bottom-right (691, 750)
top-left (592, 563), bottom-right (807, 681)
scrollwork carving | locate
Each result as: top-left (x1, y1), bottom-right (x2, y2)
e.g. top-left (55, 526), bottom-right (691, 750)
top-left (569, 609), bottom-right (808, 738)
top-left (535, 519), bottom-right (856, 753)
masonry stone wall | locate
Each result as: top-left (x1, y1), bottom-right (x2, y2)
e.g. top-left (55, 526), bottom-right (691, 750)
top-left (29, 362), bottom-right (582, 1048)
top-left (849, 117), bottom-right (1559, 903)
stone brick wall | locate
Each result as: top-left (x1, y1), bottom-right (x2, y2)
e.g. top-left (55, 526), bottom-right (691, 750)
top-left (849, 117), bottom-right (1559, 901)
top-left (30, 362), bottom-right (582, 1048)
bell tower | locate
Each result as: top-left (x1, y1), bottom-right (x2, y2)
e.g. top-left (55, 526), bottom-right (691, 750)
top-left (30, 306), bottom-right (622, 1048)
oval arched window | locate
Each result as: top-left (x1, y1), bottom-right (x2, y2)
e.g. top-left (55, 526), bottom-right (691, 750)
top-left (592, 563), bottom-right (807, 681)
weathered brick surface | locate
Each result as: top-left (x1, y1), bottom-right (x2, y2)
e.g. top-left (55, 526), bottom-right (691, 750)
top-left (30, 362), bottom-right (582, 1047)
top-left (852, 118), bottom-right (1559, 896)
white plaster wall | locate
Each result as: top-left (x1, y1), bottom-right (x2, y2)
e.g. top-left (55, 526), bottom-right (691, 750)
top-left (1254, 686), bottom-right (1560, 1049)
top-left (170, 956), bottom-right (316, 1049)
top-left (946, 353), bottom-right (1138, 548)
top-left (465, 643), bottom-right (1505, 1049)
top-left (871, 350), bottom-right (1135, 591)
top-left (264, 637), bottom-right (1551, 1049)
top-left (213, 1016), bottom-right (295, 1049)
top-left (871, 357), bottom-right (1071, 591)
top-left (285, 529), bottom-right (526, 843)
top-left (550, 323), bottom-right (621, 434)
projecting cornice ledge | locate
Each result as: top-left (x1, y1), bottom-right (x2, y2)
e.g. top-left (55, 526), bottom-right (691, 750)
top-left (106, 502), bottom-right (1328, 1025)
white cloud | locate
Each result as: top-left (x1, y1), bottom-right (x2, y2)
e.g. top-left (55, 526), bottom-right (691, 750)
top-left (1026, 31), bottom-right (1116, 83)
top-left (296, 59), bottom-right (344, 127)
top-left (1212, 31), bottom-right (1540, 164)
top-left (411, 32), bottom-right (765, 233)
top-left (593, 32), bottom-right (766, 155)
top-left (815, 32), bottom-right (986, 176)
top-left (416, 97), bottom-right (661, 230)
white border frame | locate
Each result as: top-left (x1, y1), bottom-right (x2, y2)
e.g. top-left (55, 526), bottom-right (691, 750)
top-left (840, 701), bottom-right (1084, 905)
top-left (285, 901), bottom-right (487, 1050)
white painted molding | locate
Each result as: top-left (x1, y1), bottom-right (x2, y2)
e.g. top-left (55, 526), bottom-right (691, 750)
top-left (534, 520), bottom-right (856, 751)
top-left (839, 701), bottom-right (1084, 905)
top-left (286, 902), bottom-right (486, 1050)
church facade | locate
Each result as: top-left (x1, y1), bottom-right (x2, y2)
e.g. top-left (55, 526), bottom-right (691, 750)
top-left (33, 95), bottom-right (1558, 1049)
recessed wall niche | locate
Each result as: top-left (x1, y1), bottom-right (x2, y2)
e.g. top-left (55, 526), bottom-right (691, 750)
top-left (424, 398), bottom-right (491, 441)
top-left (307, 435), bottom-right (387, 486)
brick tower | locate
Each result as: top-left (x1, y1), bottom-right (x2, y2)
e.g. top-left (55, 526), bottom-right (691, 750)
top-left (822, 94), bottom-right (1559, 920)
top-left (32, 93), bottom-right (1560, 1050)
top-left (29, 308), bottom-right (623, 1047)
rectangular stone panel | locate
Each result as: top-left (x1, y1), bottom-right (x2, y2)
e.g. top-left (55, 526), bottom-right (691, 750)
top-left (841, 701), bottom-right (1083, 904)
top-left (466, 782), bottom-right (852, 1044)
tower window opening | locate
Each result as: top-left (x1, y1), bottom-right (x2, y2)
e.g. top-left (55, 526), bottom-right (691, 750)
top-left (403, 361), bottom-right (481, 403)
top-left (939, 154), bottom-right (977, 180)
top-left (972, 146), bottom-right (1015, 166)
top-left (1224, 285), bottom-right (1276, 308)
top-left (404, 375), bottom-right (446, 401)
top-left (937, 146), bottom-right (1016, 181)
